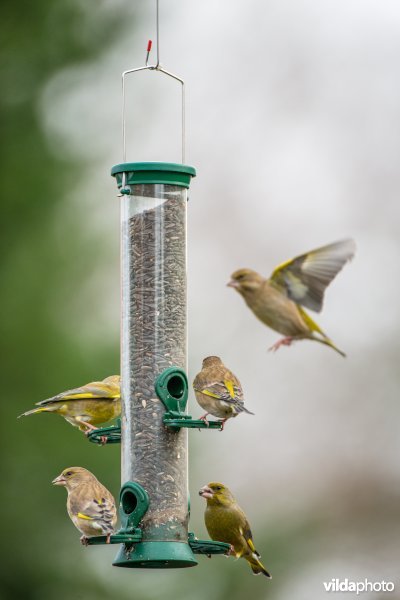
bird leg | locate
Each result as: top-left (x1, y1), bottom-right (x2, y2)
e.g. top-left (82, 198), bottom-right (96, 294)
top-left (82, 422), bottom-right (99, 432)
top-left (268, 336), bottom-right (293, 352)
top-left (227, 544), bottom-right (236, 556)
top-left (77, 417), bottom-right (98, 435)
top-left (199, 413), bottom-right (210, 426)
top-left (105, 533), bottom-right (112, 544)
top-left (80, 535), bottom-right (89, 546)
top-left (81, 421), bottom-right (108, 445)
top-left (219, 418), bottom-right (228, 432)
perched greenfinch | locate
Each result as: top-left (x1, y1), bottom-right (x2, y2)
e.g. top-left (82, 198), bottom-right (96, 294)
top-left (199, 482), bottom-right (271, 578)
top-left (228, 239), bottom-right (356, 356)
top-left (52, 466), bottom-right (117, 545)
top-left (193, 356), bottom-right (254, 429)
top-left (18, 375), bottom-right (121, 437)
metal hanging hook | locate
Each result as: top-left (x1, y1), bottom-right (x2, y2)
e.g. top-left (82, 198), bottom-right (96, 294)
top-left (122, 0), bottom-right (186, 163)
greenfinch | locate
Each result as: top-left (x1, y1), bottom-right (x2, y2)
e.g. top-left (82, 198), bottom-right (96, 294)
top-left (52, 466), bottom-right (117, 545)
top-left (228, 239), bottom-right (356, 356)
top-left (18, 375), bottom-right (121, 437)
top-left (199, 482), bottom-right (271, 578)
top-left (193, 356), bottom-right (254, 429)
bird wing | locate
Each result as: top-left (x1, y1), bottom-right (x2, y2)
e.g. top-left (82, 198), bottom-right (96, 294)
top-left (71, 491), bottom-right (116, 535)
top-left (36, 378), bottom-right (120, 407)
top-left (269, 239), bottom-right (356, 312)
top-left (240, 520), bottom-right (260, 557)
top-left (195, 379), bottom-right (244, 406)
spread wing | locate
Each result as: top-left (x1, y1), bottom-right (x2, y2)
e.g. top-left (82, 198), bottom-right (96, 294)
top-left (37, 376), bottom-right (120, 407)
top-left (269, 239), bottom-right (356, 312)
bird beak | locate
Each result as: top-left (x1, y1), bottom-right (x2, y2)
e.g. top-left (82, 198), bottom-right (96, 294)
top-left (227, 280), bottom-right (239, 289)
top-left (199, 485), bottom-right (213, 499)
top-left (52, 474), bottom-right (66, 486)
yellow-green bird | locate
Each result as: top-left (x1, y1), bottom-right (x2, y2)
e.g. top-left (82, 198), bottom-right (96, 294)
top-left (18, 375), bottom-right (120, 437)
top-left (199, 482), bottom-right (271, 578)
top-left (228, 239), bottom-right (356, 356)
top-left (193, 356), bottom-right (254, 430)
top-left (52, 466), bottom-right (117, 545)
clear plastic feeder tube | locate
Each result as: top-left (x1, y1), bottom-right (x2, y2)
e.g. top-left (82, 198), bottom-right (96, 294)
top-left (115, 163), bottom-right (196, 551)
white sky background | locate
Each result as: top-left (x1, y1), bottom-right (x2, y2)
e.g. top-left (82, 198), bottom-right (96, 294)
top-left (40, 0), bottom-right (400, 592)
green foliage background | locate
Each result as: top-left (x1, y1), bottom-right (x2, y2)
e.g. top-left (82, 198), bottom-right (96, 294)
top-left (1, 3), bottom-right (122, 597)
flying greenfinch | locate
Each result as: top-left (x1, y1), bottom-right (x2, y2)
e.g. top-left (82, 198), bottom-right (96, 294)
top-left (52, 466), bottom-right (117, 545)
top-left (199, 482), bottom-right (271, 578)
top-left (18, 375), bottom-right (121, 438)
top-left (193, 356), bottom-right (254, 429)
top-left (228, 239), bottom-right (356, 356)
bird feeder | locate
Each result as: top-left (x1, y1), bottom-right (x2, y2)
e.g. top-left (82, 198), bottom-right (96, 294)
top-left (86, 8), bottom-right (230, 567)
top-left (113, 161), bottom-right (196, 567)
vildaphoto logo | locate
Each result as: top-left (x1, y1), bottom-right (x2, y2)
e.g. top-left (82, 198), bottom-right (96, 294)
top-left (323, 579), bottom-right (395, 594)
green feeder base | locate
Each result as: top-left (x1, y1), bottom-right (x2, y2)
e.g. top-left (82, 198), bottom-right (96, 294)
top-left (113, 541), bottom-right (198, 569)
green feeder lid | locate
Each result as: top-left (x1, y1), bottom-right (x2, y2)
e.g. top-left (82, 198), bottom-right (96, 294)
top-left (111, 162), bottom-right (196, 188)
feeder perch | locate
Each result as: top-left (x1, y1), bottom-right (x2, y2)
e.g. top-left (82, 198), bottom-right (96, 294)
top-left (87, 419), bottom-right (122, 445)
top-left (187, 533), bottom-right (231, 556)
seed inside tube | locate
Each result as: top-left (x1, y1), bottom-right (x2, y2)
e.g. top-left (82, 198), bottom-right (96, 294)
top-left (121, 186), bottom-right (189, 541)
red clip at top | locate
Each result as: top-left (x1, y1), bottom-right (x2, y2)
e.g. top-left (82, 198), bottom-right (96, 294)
top-left (147, 40), bottom-right (152, 52)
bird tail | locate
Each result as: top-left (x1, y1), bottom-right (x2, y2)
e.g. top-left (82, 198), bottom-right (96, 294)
top-left (241, 406), bottom-right (255, 415)
top-left (311, 334), bottom-right (346, 357)
top-left (297, 306), bottom-right (346, 357)
top-left (247, 555), bottom-right (272, 578)
top-left (18, 406), bottom-right (55, 418)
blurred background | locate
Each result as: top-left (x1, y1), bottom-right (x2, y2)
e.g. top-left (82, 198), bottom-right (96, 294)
top-left (2, 0), bottom-right (400, 598)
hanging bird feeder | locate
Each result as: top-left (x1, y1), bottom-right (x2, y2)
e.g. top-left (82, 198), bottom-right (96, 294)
top-left (87, 0), bottom-right (230, 568)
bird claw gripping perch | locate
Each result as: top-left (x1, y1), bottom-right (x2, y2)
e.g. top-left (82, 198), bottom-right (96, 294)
top-left (87, 420), bottom-right (122, 445)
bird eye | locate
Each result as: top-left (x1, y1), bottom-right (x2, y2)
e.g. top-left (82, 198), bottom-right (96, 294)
top-left (215, 486), bottom-right (222, 491)
top-left (65, 471), bottom-right (73, 477)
